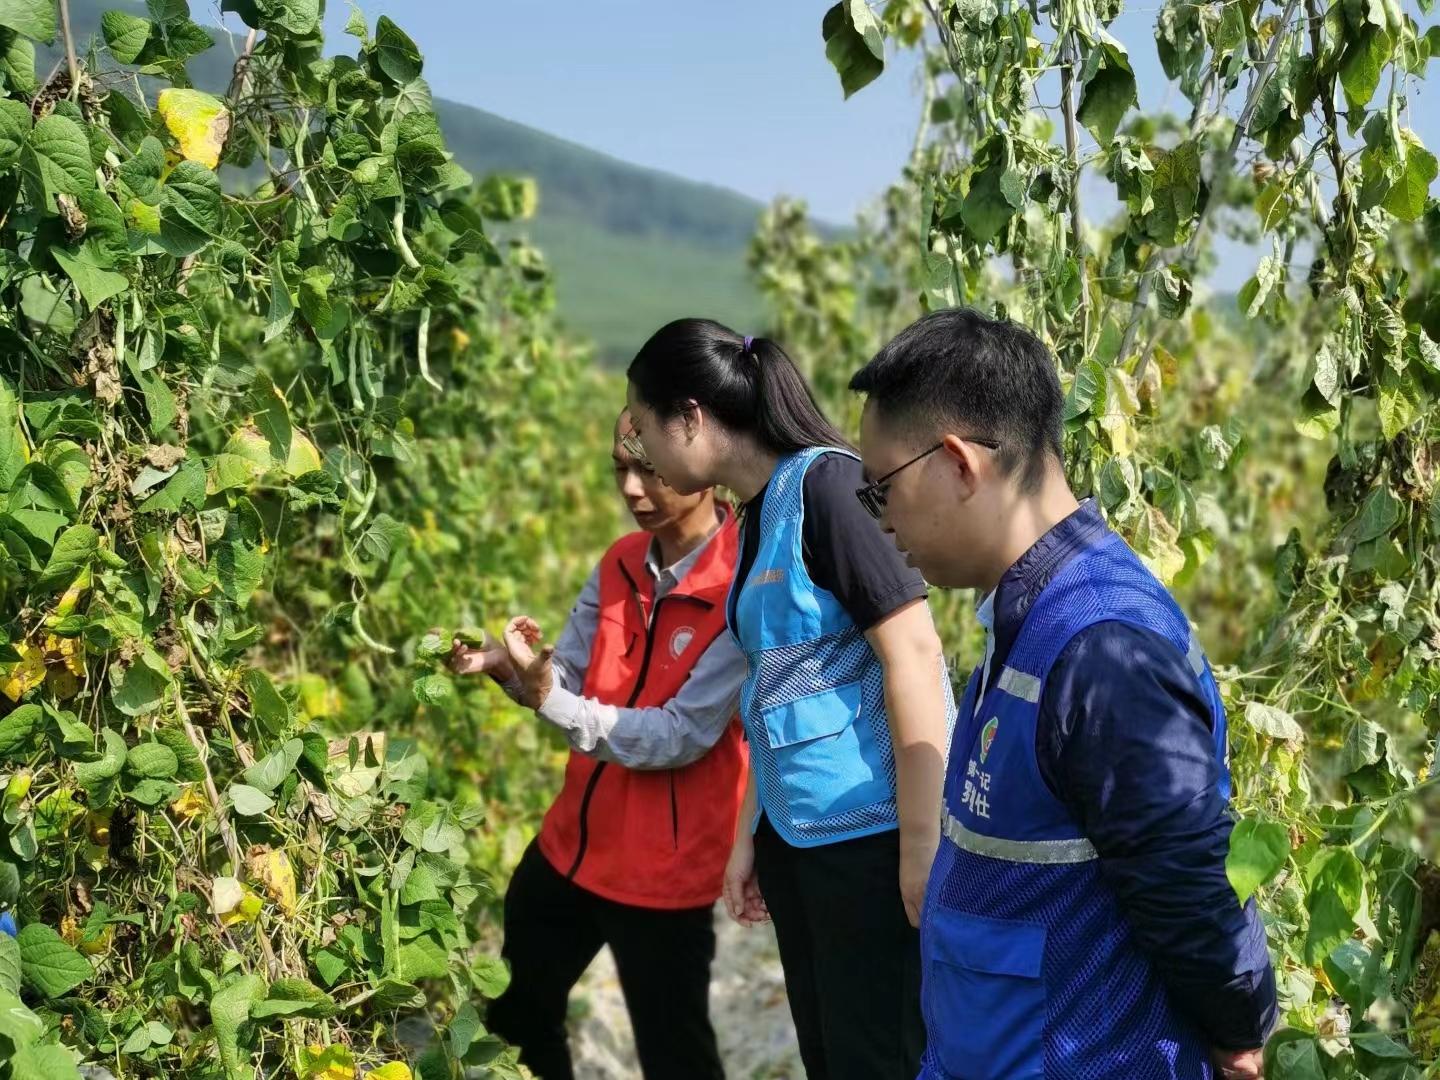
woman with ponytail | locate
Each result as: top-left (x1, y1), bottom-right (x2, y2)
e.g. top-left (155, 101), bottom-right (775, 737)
top-left (625, 319), bottom-right (955, 1080)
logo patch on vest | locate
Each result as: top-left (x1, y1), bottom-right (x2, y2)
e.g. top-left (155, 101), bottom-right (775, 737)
top-left (979, 716), bottom-right (1000, 763)
top-left (669, 626), bottom-right (696, 659)
top-left (751, 568), bottom-right (785, 586)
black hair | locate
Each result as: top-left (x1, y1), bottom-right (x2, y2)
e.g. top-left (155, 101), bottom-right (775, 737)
top-left (627, 318), bottom-right (852, 455)
top-left (849, 307), bottom-right (1063, 492)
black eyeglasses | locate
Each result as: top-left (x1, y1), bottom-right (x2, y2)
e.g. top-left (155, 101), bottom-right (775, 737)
top-left (854, 438), bottom-right (1001, 520)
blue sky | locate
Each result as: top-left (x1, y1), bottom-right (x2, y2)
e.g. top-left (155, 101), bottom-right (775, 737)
top-left (210, 2), bottom-right (1438, 256)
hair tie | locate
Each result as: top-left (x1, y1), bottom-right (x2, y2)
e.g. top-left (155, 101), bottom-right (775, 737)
top-left (742, 335), bottom-right (754, 354)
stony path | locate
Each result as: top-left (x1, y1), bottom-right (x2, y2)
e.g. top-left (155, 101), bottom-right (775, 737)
top-left (570, 908), bottom-right (803, 1080)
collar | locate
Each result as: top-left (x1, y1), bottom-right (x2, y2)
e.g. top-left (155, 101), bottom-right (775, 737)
top-left (989, 499), bottom-right (1108, 669)
top-left (621, 506), bottom-right (739, 607)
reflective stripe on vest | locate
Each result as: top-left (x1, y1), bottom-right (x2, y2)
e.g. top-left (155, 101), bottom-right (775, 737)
top-left (942, 800), bottom-right (1098, 865)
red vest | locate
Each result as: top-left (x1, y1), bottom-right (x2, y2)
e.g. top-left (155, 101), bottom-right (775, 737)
top-left (535, 517), bottom-right (748, 909)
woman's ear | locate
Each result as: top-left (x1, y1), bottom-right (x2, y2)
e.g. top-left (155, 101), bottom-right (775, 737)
top-left (681, 400), bottom-right (703, 442)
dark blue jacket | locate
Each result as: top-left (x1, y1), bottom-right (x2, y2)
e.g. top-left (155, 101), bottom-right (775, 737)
top-left (986, 500), bottom-right (1275, 1051)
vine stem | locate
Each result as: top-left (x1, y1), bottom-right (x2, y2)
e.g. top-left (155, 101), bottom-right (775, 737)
top-left (57, 0), bottom-right (79, 101)
top-left (1118, 0), bottom-right (1305, 377)
top-left (1058, 27), bottom-right (1090, 349)
top-left (174, 687), bottom-right (280, 978)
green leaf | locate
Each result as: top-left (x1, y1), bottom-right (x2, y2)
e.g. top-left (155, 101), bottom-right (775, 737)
top-left (1226, 818), bottom-right (1289, 904)
top-left (0, 934), bottom-right (21, 994)
top-left (1377, 366), bottom-right (1421, 439)
top-left (1337, 718), bottom-right (1383, 775)
top-left (1142, 140), bottom-right (1201, 246)
top-left (1322, 940), bottom-right (1377, 1014)
top-left (373, 15), bottom-right (422, 83)
top-left (412, 673), bottom-right (453, 706)
top-left (468, 954), bottom-right (510, 999)
top-left (23, 115), bottom-right (93, 204)
top-left (251, 977), bottom-right (337, 1019)
top-left (109, 651), bottom-right (170, 717)
top-left (0, 96), bottom-right (29, 167)
top-left (17, 923), bottom-right (90, 998)
top-left (228, 783), bottom-right (274, 817)
top-left (1265, 1031), bottom-right (1326, 1080)
top-left (137, 458), bottom-right (205, 513)
top-left (242, 669), bottom-right (292, 734)
top-left (1078, 40), bottom-right (1137, 145)
top-left (1380, 136), bottom-right (1436, 221)
top-left (1304, 848), bottom-right (1364, 964)
top-left (0, 703), bottom-right (42, 758)
top-left (1353, 485), bottom-right (1402, 543)
top-left (0, 0), bottom-right (55, 42)
top-left (51, 242), bottom-right (128, 311)
top-left (9, 1041), bottom-right (81, 1080)
top-left (124, 741), bottom-right (179, 779)
top-left (248, 376), bottom-right (292, 463)
top-left (0, 27), bottom-right (36, 93)
top-left (263, 254), bottom-right (293, 343)
top-left (211, 972), bottom-right (265, 1080)
top-left (822, 0), bottom-right (884, 99)
top-left (1350, 1025), bottom-right (1414, 1060)
top-left (72, 728), bottom-right (127, 789)
top-left (163, 163), bottom-right (222, 229)
top-left (213, 531), bottom-right (264, 605)
top-left (1242, 701), bottom-right (1304, 741)
top-left (1339, 27), bottom-right (1390, 111)
top-left (34, 524), bottom-right (96, 593)
top-left (102, 10), bottom-right (151, 63)
top-left (397, 934), bottom-right (449, 982)
top-left (242, 738), bottom-right (304, 794)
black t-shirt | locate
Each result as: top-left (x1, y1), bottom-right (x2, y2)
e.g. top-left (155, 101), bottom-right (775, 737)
top-left (731, 451), bottom-right (929, 632)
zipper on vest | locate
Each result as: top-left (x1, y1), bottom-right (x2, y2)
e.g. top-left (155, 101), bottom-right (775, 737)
top-left (669, 771), bottom-right (679, 850)
top-left (566, 594), bottom-right (670, 882)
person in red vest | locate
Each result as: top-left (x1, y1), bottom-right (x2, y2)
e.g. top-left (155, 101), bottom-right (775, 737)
top-left (449, 409), bottom-right (748, 1080)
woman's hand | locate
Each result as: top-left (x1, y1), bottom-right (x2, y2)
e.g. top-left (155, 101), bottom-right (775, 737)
top-left (448, 630), bottom-right (514, 682)
top-left (503, 616), bottom-right (556, 710)
top-left (899, 831), bottom-right (938, 929)
top-left (722, 834), bottom-right (769, 928)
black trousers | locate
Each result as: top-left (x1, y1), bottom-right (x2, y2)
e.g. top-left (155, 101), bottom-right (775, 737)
top-left (753, 815), bottom-right (925, 1080)
top-left (486, 841), bottom-right (724, 1080)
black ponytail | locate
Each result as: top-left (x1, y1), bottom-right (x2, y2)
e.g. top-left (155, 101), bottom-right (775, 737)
top-left (626, 318), bottom-right (853, 455)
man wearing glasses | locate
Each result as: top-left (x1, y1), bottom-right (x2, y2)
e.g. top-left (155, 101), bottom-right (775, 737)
top-left (848, 308), bottom-right (1276, 1080)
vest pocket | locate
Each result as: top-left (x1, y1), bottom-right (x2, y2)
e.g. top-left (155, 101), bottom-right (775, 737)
top-left (758, 680), bottom-right (889, 825)
top-left (923, 908), bottom-right (1047, 1079)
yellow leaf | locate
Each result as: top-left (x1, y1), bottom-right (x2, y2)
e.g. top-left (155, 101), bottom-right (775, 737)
top-left (170, 786), bottom-right (209, 820)
top-left (285, 432), bottom-right (322, 478)
top-left (2, 644), bottom-right (46, 701)
top-left (45, 666), bottom-right (80, 700)
top-left (248, 847), bottom-right (298, 915)
top-left (156, 88), bottom-right (231, 169)
top-left (43, 633), bottom-right (84, 675)
top-left (212, 875), bottom-right (263, 927)
top-left (301, 1045), bottom-right (357, 1080)
top-left (54, 564), bottom-right (91, 618)
top-left (367, 1066), bottom-right (411, 1080)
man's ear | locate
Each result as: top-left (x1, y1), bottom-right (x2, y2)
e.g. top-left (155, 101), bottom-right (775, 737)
top-left (939, 433), bottom-right (988, 499)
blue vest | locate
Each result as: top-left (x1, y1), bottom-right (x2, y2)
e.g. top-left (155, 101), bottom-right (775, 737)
top-left (919, 528), bottom-right (1227, 1080)
top-left (728, 447), bottom-right (956, 847)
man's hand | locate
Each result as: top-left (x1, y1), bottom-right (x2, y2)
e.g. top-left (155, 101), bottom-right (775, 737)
top-left (503, 616), bottom-right (556, 710)
top-left (899, 831), bottom-right (938, 928)
top-left (722, 834), bottom-right (769, 928)
top-left (1212, 1047), bottom-right (1264, 1079)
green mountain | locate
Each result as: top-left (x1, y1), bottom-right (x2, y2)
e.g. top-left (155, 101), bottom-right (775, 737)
top-left (430, 103), bottom-right (765, 363)
top-left (51, 2), bottom-right (767, 363)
